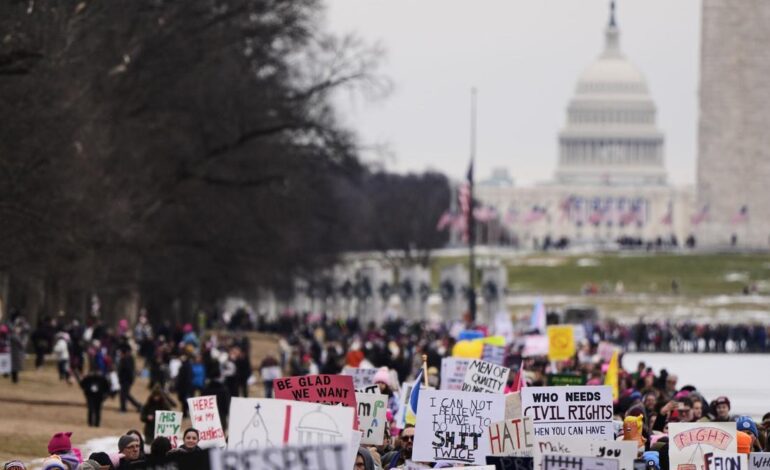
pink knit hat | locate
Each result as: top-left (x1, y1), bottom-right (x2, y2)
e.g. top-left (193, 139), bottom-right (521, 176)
top-left (373, 367), bottom-right (390, 386)
top-left (47, 432), bottom-right (72, 454)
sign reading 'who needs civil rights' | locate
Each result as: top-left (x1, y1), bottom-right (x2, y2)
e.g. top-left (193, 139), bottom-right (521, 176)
top-left (521, 386), bottom-right (613, 440)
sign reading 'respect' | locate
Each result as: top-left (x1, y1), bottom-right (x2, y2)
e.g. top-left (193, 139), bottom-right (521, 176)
top-left (521, 386), bottom-right (613, 440)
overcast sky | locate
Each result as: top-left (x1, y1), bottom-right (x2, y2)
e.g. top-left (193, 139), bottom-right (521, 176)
top-left (323, 0), bottom-right (701, 186)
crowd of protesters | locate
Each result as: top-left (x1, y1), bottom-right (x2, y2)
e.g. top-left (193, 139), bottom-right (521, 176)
top-left (2, 309), bottom-right (770, 469)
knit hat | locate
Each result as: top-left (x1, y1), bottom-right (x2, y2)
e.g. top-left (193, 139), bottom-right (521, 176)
top-left (373, 367), bottom-right (390, 386)
top-left (118, 434), bottom-right (139, 452)
top-left (3, 461), bottom-right (26, 470)
top-left (642, 451), bottom-right (660, 470)
top-left (714, 396), bottom-right (731, 409)
top-left (76, 461), bottom-right (101, 470)
top-left (40, 456), bottom-right (67, 470)
top-left (737, 416), bottom-right (758, 438)
top-left (87, 453), bottom-right (111, 467)
top-left (737, 431), bottom-right (752, 454)
top-left (47, 432), bottom-right (73, 454)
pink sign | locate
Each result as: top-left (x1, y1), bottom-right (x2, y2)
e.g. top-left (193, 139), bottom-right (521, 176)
top-left (274, 374), bottom-right (359, 428)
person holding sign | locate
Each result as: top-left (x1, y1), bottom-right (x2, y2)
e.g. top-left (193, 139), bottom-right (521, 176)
top-left (140, 385), bottom-right (176, 444)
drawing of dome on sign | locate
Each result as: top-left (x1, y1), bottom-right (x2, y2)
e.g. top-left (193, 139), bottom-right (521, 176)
top-left (297, 406), bottom-right (343, 444)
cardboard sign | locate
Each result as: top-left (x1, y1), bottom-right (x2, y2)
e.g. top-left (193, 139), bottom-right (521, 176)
top-left (355, 392), bottom-right (387, 445)
top-left (669, 423), bottom-right (738, 470)
top-left (488, 418), bottom-right (535, 456)
top-left (488, 456), bottom-right (535, 470)
top-left (0, 353), bottom-right (10, 374)
top-left (506, 392), bottom-right (523, 420)
top-left (412, 389), bottom-right (505, 465)
top-left (546, 374), bottom-right (586, 387)
top-left (188, 396), bottom-right (226, 448)
top-left (547, 326), bottom-right (575, 361)
top-left (227, 397), bottom-right (354, 450)
top-left (211, 443), bottom-right (348, 470)
top-left (542, 455), bottom-right (619, 470)
top-left (749, 453), bottom-right (770, 470)
top-left (533, 438), bottom-right (638, 470)
top-left (706, 452), bottom-right (748, 470)
top-left (483, 344), bottom-right (507, 365)
top-left (154, 410), bottom-right (183, 448)
top-left (274, 374), bottom-right (358, 428)
top-left (340, 367), bottom-right (377, 389)
top-left (522, 336), bottom-right (549, 358)
top-left (441, 357), bottom-right (472, 390)
top-left (521, 386), bottom-right (614, 439)
top-left (462, 359), bottom-right (511, 394)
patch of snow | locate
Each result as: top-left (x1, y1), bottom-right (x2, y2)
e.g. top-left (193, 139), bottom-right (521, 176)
top-left (576, 258), bottom-right (600, 267)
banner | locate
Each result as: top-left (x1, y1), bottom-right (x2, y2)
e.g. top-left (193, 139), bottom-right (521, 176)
top-left (547, 326), bottom-right (575, 361)
top-left (154, 410), bottom-right (183, 448)
top-left (488, 418), bottom-right (535, 456)
top-left (227, 397), bottom-right (355, 450)
top-left (412, 389), bottom-right (505, 465)
top-left (546, 374), bottom-right (586, 387)
top-left (521, 386), bottom-right (613, 439)
top-left (341, 367), bottom-right (377, 389)
top-left (705, 452), bottom-right (748, 470)
top-left (487, 456), bottom-right (535, 470)
top-left (668, 423), bottom-right (737, 470)
top-left (355, 392), bottom-right (387, 445)
top-left (210, 443), bottom-right (348, 470)
top-left (542, 455), bottom-right (618, 470)
top-left (188, 396), bottom-right (226, 448)
top-left (533, 438), bottom-right (637, 470)
top-left (441, 357), bottom-right (471, 390)
top-left (462, 359), bottom-right (510, 394)
top-left (522, 336), bottom-right (549, 358)
top-left (0, 353), bottom-right (10, 374)
top-left (749, 453), bottom-right (770, 470)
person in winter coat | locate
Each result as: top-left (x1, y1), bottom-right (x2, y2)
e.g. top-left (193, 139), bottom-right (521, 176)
top-left (9, 325), bottom-right (26, 384)
top-left (116, 434), bottom-right (143, 470)
top-left (354, 446), bottom-right (378, 470)
top-left (175, 353), bottom-right (194, 417)
top-left (53, 332), bottom-right (71, 384)
top-left (78, 369), bottom-right (110, 427)
top-left (179, 429), bottom-right (202, 452)
top-left (117, 347), bottom-right (142, 412)
top-left (140, 385), bottom-right (175, 444)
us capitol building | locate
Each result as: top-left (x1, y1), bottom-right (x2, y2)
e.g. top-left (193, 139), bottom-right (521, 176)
top-left (474, 4), bottom-right (696, 247)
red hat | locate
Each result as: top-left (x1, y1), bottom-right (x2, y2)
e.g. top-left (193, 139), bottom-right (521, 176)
top-left (47, 431), bottom-right (73, 454)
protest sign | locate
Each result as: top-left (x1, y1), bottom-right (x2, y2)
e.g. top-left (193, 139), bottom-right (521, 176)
top-left (210, 443), bottom-right (348, 470)
top-left (521, 386), bottom-right (613, 439)
top-left (705, 452), bottom-right (748, 470)
top-left (533, 438), bottom-right (638, 470)
top-left (273, 374), bottom-right (358, 427)
top-left (356, 385), bottom-right (380, 394)
top-left (462, 359), bottom-right (510, 394)
top-left (546, 374), bottom-right (586, 387)
top-left (483, 344), bottom-right (507, 366)
top-left (522, 336), bottom-right (549, 358)
top-left (749, 453), bottom-right (770, 470)
top-left (547, 326), bottom-right (576, 361)
top-left (669, 423), bottom-right (738, 470)
top-left (154, 410), bottom-right (183, 448)
top-left (405, 462), bottom-right (431, 469)
top-left (227, 397), bottom-right (355, 450)
top-left (0, 353), bottom-right (10, 374)
top-left (542, 455), bottom-right (619, 470)
top-left (488, 456), bottom-right (535, 470)
top-left (355, 392), bottom-right (387, 445)
top-left (488, 417), bottom-right (535, 456)
top-left (597, 342), bottom-right (621, 363)
top-left (459, 467), bottom-right (495, 470)
top-left (441, 357), bottom-right (472, 390)
top-left (506, 392), bottom-right (523, 420)
top-left (412, 389), bottom-right (505, 465)
top-left (341, 366), bottom-right (377, 389)
top-left (188, 396), bottom-right (226, 448)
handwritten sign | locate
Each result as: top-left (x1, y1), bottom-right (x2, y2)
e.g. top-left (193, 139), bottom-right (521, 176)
top-left (341, 367), bottom-right (377, 389)
top-left (212, 443), bottom-right (348, 469)
top-left (0, 353), bottom-right (10, 374)
top-left (154, 410), bottom-right (183, 448)
top-left (706, 452), bottom-right (748, 470)
top-left (227, 397), bottom-right (354, 450)
top-left (521, 386), bottom-right (613, 439)
top-left (533, 438), bottom-right (638, 470)
top-left (188, 396), bottom-right (226, 448)
top-left (462, 359), bottom-right (510, 394)
top-left (413, 389), bottom-right (505, 465)
top-left (274, 374), bottom-right (358, 428)
top-left (488, 418), bottom-right (535, 456)
top-left (488, 456), bottom-right (535, 470)
top-left (547, 326), bottom-right (575, 361)
top-left (355, 392), bottom-right (387, 445)
top-left (441, 357), bottom-right (472, 390)
top-left (669, 423), bottom-right (737, 470)
top-left (542, 455), bottom-right (619, 470)
top-left (749, 453), bottom-right (770, 470)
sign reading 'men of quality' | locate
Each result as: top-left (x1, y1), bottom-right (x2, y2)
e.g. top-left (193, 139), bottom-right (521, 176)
top-left (521, 386), bottom-right (613, 440)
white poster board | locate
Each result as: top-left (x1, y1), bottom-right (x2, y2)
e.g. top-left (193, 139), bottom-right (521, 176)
top-left (533, 438), bottom-right (638, 470)
top-left (341, 366), bottom-right (377, 389)
top-left (211, 443), bottom-right (348, 469)
top-left (521, 386), bottom-right (614, 440)
top-left (488, 418), bottom-right (535, 457)
top-left (462, 359), bottom-right (510, 394)
top-left (669, 423), bottom-right (738, 470)
top-left (0, 353), bottom-right (10, 374)
top-left (542, 455), bottom-right (619, 470)
top-left (187, 395), bottom-right (226, 448)
top-left (749, 453), bottom-right (770, 470)
top-left (154, 410), bottom-right (183, 448)
top-left (412, 389), bottom-right (505, 465)
top-left (522, 336), bottom-right (549, 357)
top-left (706, 452), bottom-right (748, 470)
top-left (355, 392), bottom-right (387, 445)
top-left (441, 357), bottom-right (471, 391)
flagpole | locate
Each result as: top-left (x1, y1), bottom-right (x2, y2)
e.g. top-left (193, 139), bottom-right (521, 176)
top-left (468, 87), bottom-right (477, 324)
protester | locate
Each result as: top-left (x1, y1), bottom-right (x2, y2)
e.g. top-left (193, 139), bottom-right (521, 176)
top-left (40, 456), bottom-right (67, 470)
top-left (116, 434), bottom-right (143, 469)
top-left (53, 332), bottom-right (72, 384)
top-left (117, 347), bottom-right (142, 413)
top-left (87, 452), bottom-right (115, 470)
top-left (382, 425), bottom-right (414, 469)
top-left (180, 428), bottom-right (201, 452)
top-left (148, 436), bottom-right (172, 462)
top-left (78, 368), bottom-right (111, 427)
top-left (354, 446), bottom-right (378, 470)
top-left (125, 430), bottom-right (146, 459)
top-left (140, 385), bottom-right (175, 444)
top-left (3, 461), bottom-right (26, 470)
top-left (712, 396), bottom-right (733, 422)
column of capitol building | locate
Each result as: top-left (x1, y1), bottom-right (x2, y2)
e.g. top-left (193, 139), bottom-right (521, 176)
top-left (476, 3), bottom-right (695, 246)
top-left (696, 0), bottom-right (770, 248)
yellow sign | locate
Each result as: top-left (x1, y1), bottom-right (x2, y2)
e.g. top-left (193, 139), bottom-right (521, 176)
top-left (547, 325), bottom-right (576, 361)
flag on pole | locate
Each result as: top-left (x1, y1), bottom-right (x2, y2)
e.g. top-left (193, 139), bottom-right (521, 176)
top-left (511, 361), bottom-right (527, 392)
top-left (731, 205), bottom-right (749, 224)
top-left (660, 201), bottom-right (673, 226)
top-left (605, 350), bottom-right (619, 401)
top-left (405, 368), bottom-right (424, 426)
top-left (436, 210), bottom-right (455, 231)
top-left (523, 206), bottom-right (547, 224)
top-left (690, 204), bottom-right (709, 225)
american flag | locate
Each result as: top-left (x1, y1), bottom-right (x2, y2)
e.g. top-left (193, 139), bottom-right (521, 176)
top-left (523, 206), bottom-right (547, 224)
top-left (588, 202), bottom-right (606, 226)
top-left (558, 195), bottom-right (574, 221)
top-left (620, 204), bottom-right (641, 225)
top-left (690, 204), bottom-right (709, 225)
top-left (504, 207), bottom-right (519, 225)
top-left (731, 205), bottom-right (749, 224)
top-left (660, 201), bottom-right (673, 226)
top-left (436, 210), bottom-right (456, 231)
top-left (473, 205), bottom-right (498, 222)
